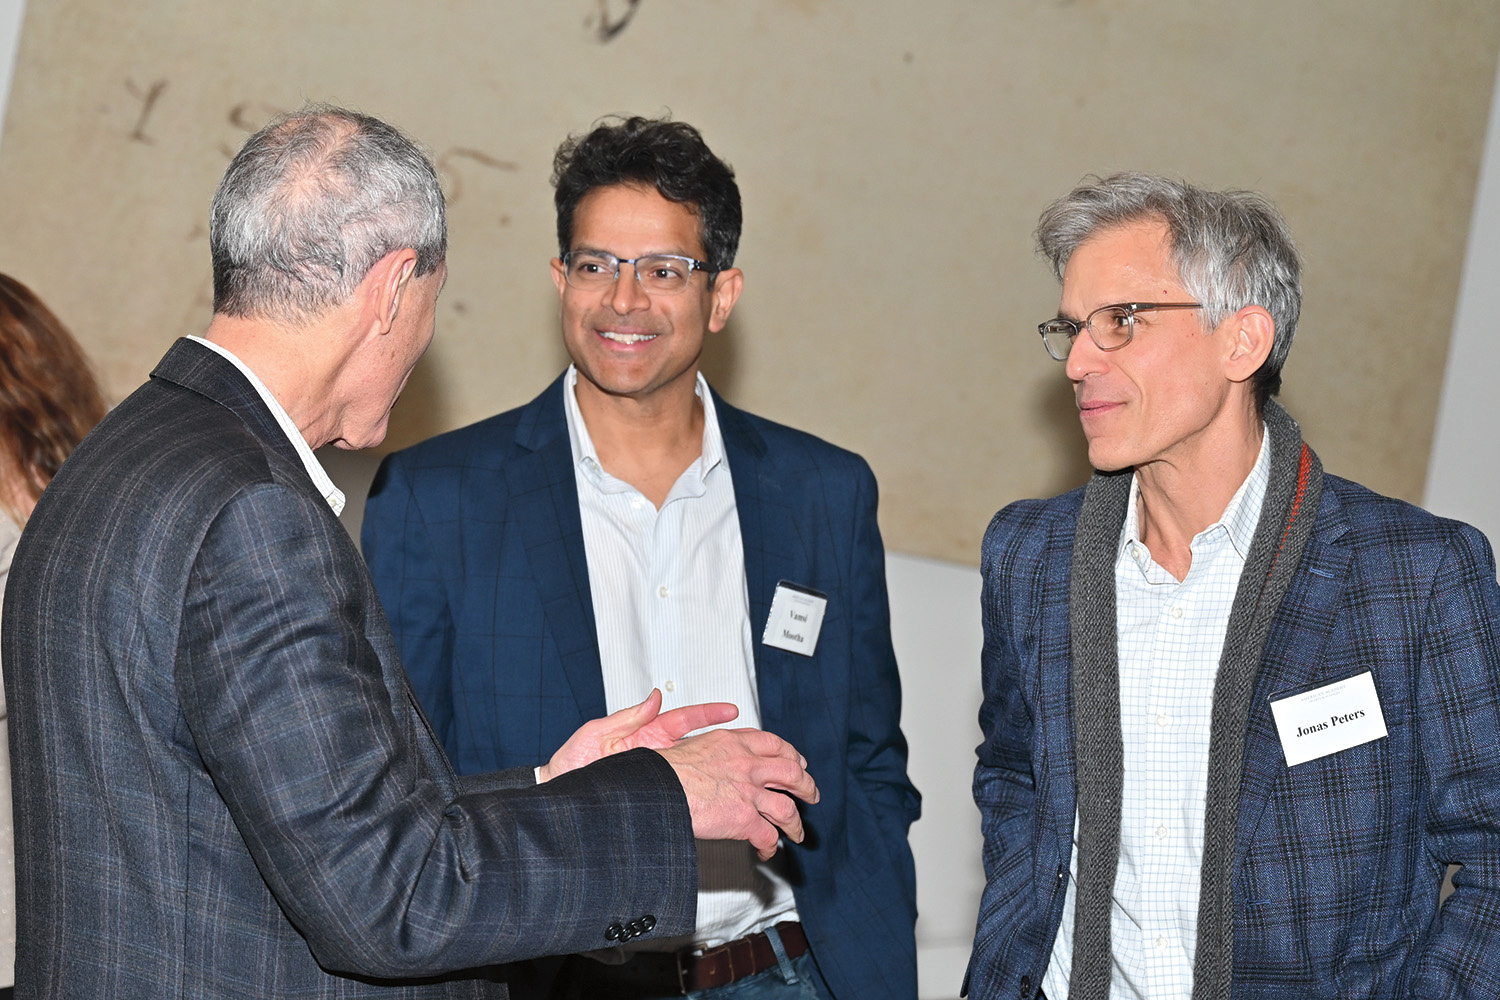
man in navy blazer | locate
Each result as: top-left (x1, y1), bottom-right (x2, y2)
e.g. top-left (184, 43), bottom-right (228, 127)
top-left (966, 173), bottom-right (1500, 1000)
top-left (363, 117), bottom-right (919, 999)
top-left (3, 106), bottom-right (817, 1000)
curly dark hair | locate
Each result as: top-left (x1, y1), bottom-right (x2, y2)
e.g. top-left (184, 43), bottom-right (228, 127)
top-left (552, 116), bottom-right (742, 272)
top-left (0, 274), bottom-right (107, 522)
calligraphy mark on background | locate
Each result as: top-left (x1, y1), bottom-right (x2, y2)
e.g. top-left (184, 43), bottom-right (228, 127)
top-left (588, 0), bottom-right (642, 43)
top-left (436, 147), bottom-right (519, 206)
top-left (218, 101), bottom-right (289, 158)
top-left (126, 79), bottom-right (168, 144)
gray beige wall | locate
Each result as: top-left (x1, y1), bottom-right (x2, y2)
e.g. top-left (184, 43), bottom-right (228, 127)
top-left (4, 3), bottom-right (1500, 997)
top-left (3, 1), bottom-right (1497, 565)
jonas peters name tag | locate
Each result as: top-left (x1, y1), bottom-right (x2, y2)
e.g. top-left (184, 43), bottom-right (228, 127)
top-left (761, 581), bottom-right (828, 657)
top-left (1269, 671), bottom-right (1388, 767)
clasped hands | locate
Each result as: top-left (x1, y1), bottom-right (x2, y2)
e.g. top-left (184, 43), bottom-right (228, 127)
top-left (539, 689), bottom-right (818, 860)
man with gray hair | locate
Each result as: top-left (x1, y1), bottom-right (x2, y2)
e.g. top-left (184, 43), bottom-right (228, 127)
top-left (966, 173), bottom-right (1500, 999)
top-left (2, 105), bottom-right (817, 1000)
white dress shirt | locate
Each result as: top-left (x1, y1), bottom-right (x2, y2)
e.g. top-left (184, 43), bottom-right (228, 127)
top-left (188, 337), bottom-right (345, 515)
top-left (1044, 428), bottom-right (1271, 1000)
top-left (563, 365), bottom-right (798, 950)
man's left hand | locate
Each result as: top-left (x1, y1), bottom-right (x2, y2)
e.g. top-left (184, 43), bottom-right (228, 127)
top-left (539, 689), bottom-right (738, 782)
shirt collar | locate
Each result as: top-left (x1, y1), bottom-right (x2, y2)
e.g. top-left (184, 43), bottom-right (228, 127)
top-left (1121, 424), bottom-right (1271, 564)
top-left (562, 365), bottom-right (724, 485)
top-left (187, 336), bottom-right (346, 515)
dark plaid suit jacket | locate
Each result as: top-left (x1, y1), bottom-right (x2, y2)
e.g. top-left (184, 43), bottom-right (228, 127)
top-left (966, 475), bottom-right (1500, 999)
top-left (1, 340), bottom-right (697, 999)
top-left (362, 374), bottom-right (921, 999)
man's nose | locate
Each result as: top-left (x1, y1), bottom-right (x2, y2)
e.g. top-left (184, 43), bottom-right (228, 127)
top-left (608, 263), bottom-right (651, 313)
top-left (1064, 328), bottom-right (1107, 381)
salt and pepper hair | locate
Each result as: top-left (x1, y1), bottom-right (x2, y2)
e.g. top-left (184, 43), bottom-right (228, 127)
top-left (1036, 172), bottom-right (1302, 410)
top-left (210, 104), bottom-right (446, 323)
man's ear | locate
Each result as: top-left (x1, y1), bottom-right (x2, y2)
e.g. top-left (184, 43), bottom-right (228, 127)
top-left (707, 267), bottom-right (744, 333)
top-left (368, 248), bottom-right (420, 335)
top-left (1223, 305), bottom-right (1276, 384)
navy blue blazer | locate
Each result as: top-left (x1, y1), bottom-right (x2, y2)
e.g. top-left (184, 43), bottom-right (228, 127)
top-left (966, 476), bottom-right (1500, 1000)
top-left (363, 374), bottom-right (920, 999)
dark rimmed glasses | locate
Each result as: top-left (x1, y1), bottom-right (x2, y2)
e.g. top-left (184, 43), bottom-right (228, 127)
top-left (1038, 302), bottom-right (1204, 361)
top-left (561, 250), bottom-right (717, 295)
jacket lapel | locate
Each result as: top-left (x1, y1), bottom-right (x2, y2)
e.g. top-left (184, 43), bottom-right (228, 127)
top-left (718, 392), bottom-right (802, 733)
top-left (506, 376), bottom-right (608, 721)
top-left (1232, 486), bottom-right (1354, 863)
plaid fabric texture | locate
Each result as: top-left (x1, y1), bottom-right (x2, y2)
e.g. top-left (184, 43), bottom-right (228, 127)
top-left (967, 474), bottom-right (1500, 1000)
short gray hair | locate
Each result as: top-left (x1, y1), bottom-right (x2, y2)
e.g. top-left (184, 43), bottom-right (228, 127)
top-left (210, 104), bottom-right (446, 323)
top-left (1036, 172), bottom-right (1301, 410)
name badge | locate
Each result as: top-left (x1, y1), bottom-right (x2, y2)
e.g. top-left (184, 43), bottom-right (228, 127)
top-left (1269, 671), bottom-right (1388, 767)
top-left (761, 581), bottom-right (828, 657)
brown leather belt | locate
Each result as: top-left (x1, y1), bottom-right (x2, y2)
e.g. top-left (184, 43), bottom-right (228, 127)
top-left (553, 921), bottom-right (809, 996)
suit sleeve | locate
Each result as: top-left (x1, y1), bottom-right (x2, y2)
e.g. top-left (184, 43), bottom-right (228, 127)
top-left (178, 482), bottom-right (697, 979)
top-left (967, 507), bottom-right (1053, 1000)
top-left (361, 451), bottom-right (457, 749)
top-left (1408, 523), bottom-right (1500, 998)
top-left (844, 462), bottom-right (921, 903)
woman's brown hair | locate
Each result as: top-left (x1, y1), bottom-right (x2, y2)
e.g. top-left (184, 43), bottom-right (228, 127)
top-left (0, 273), bottom-right (107, 522)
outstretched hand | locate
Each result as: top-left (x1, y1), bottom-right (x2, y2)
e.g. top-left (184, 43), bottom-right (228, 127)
top-left (659, 728), bottom-right (819, 861)
top-left (538, 689), bottom-right (739, 783)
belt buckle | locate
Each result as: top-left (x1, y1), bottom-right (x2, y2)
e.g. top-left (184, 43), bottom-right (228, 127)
top-left (676, 941), bottom-right (735, 995)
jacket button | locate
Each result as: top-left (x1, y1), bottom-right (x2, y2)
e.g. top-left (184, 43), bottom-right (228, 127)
top-left (642, 914), bottom-right (656, 931)
top-left (605, 923), bottom-right (623, 941)
top-left (1019, 974), bottom-right (1032, 998)
top-left (1057, 864), bottom-right (1066, 881)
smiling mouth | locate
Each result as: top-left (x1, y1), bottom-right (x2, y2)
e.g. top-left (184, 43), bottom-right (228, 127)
top-left (599, 330), bottom-right (658, 344)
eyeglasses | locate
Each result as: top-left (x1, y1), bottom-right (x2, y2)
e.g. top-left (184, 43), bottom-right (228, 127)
top-left (561, 250), bottom-right (716, 295)
top-left (1038, 302), bottom-right (1204, 361)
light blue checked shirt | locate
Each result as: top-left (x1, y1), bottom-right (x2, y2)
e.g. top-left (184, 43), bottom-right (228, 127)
top-left (1045, 428), bottom-right (1271, 1000)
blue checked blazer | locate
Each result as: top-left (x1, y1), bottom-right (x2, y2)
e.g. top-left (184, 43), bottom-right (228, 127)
top-left (362, 374), bottom-right (921, 999)
top-left (1, 341), bottom-right (699, 1000)
top-left (965, 476), bottom-right (1500, 999)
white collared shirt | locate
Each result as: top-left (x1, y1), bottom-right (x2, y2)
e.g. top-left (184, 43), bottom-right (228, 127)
top-left (563, 365), bottom-right (798, 950)
top-left (1044, 428), bottom-right (1271, 1000)
top-left (187, 337), bottom-right (345, 515)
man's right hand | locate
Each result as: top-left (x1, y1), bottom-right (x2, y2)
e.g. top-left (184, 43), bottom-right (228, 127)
top-left (657, 729), bottom-right (819, 861)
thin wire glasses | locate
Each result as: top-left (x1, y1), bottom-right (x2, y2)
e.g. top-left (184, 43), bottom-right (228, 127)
top-left (1038, 302), bottom-right (1204, 361)
top-left (561, 250), bottom-right (716, 295)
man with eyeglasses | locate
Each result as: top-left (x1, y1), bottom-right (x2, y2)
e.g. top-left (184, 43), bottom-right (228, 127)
top-left (965, 173), bottom-right (1500, 1000)
top-left (363, 116), bottom-right (918, 1000)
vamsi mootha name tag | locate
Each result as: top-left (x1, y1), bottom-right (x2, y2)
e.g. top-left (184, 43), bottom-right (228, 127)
top-left (1268, 670), bottom-right (1388, 767)
top-left (761, 581), bottom-right (828, 657)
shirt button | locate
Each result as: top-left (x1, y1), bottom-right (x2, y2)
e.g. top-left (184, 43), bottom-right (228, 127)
top-left (657, 585), bottom-right (668, 598)
top-left (631, 497), bottom-right (644, 509)
top-left (1156, 713), bottom-right (1171, 728)
top-left (1170, 606), bottom-right (1184, 618)
top-left (664, 680), bottom-right (676, 693)
top-left (1155, 825), bottom-right (1168, 839)
top-left (1130, 544), bottom-right (1144, 562)
top-left (1155, 935), bottom-right (1168, 950)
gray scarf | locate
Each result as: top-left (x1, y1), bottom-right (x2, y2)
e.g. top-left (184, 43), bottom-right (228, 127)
top-left (1067, 401), bottom-right (1324, 1000)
